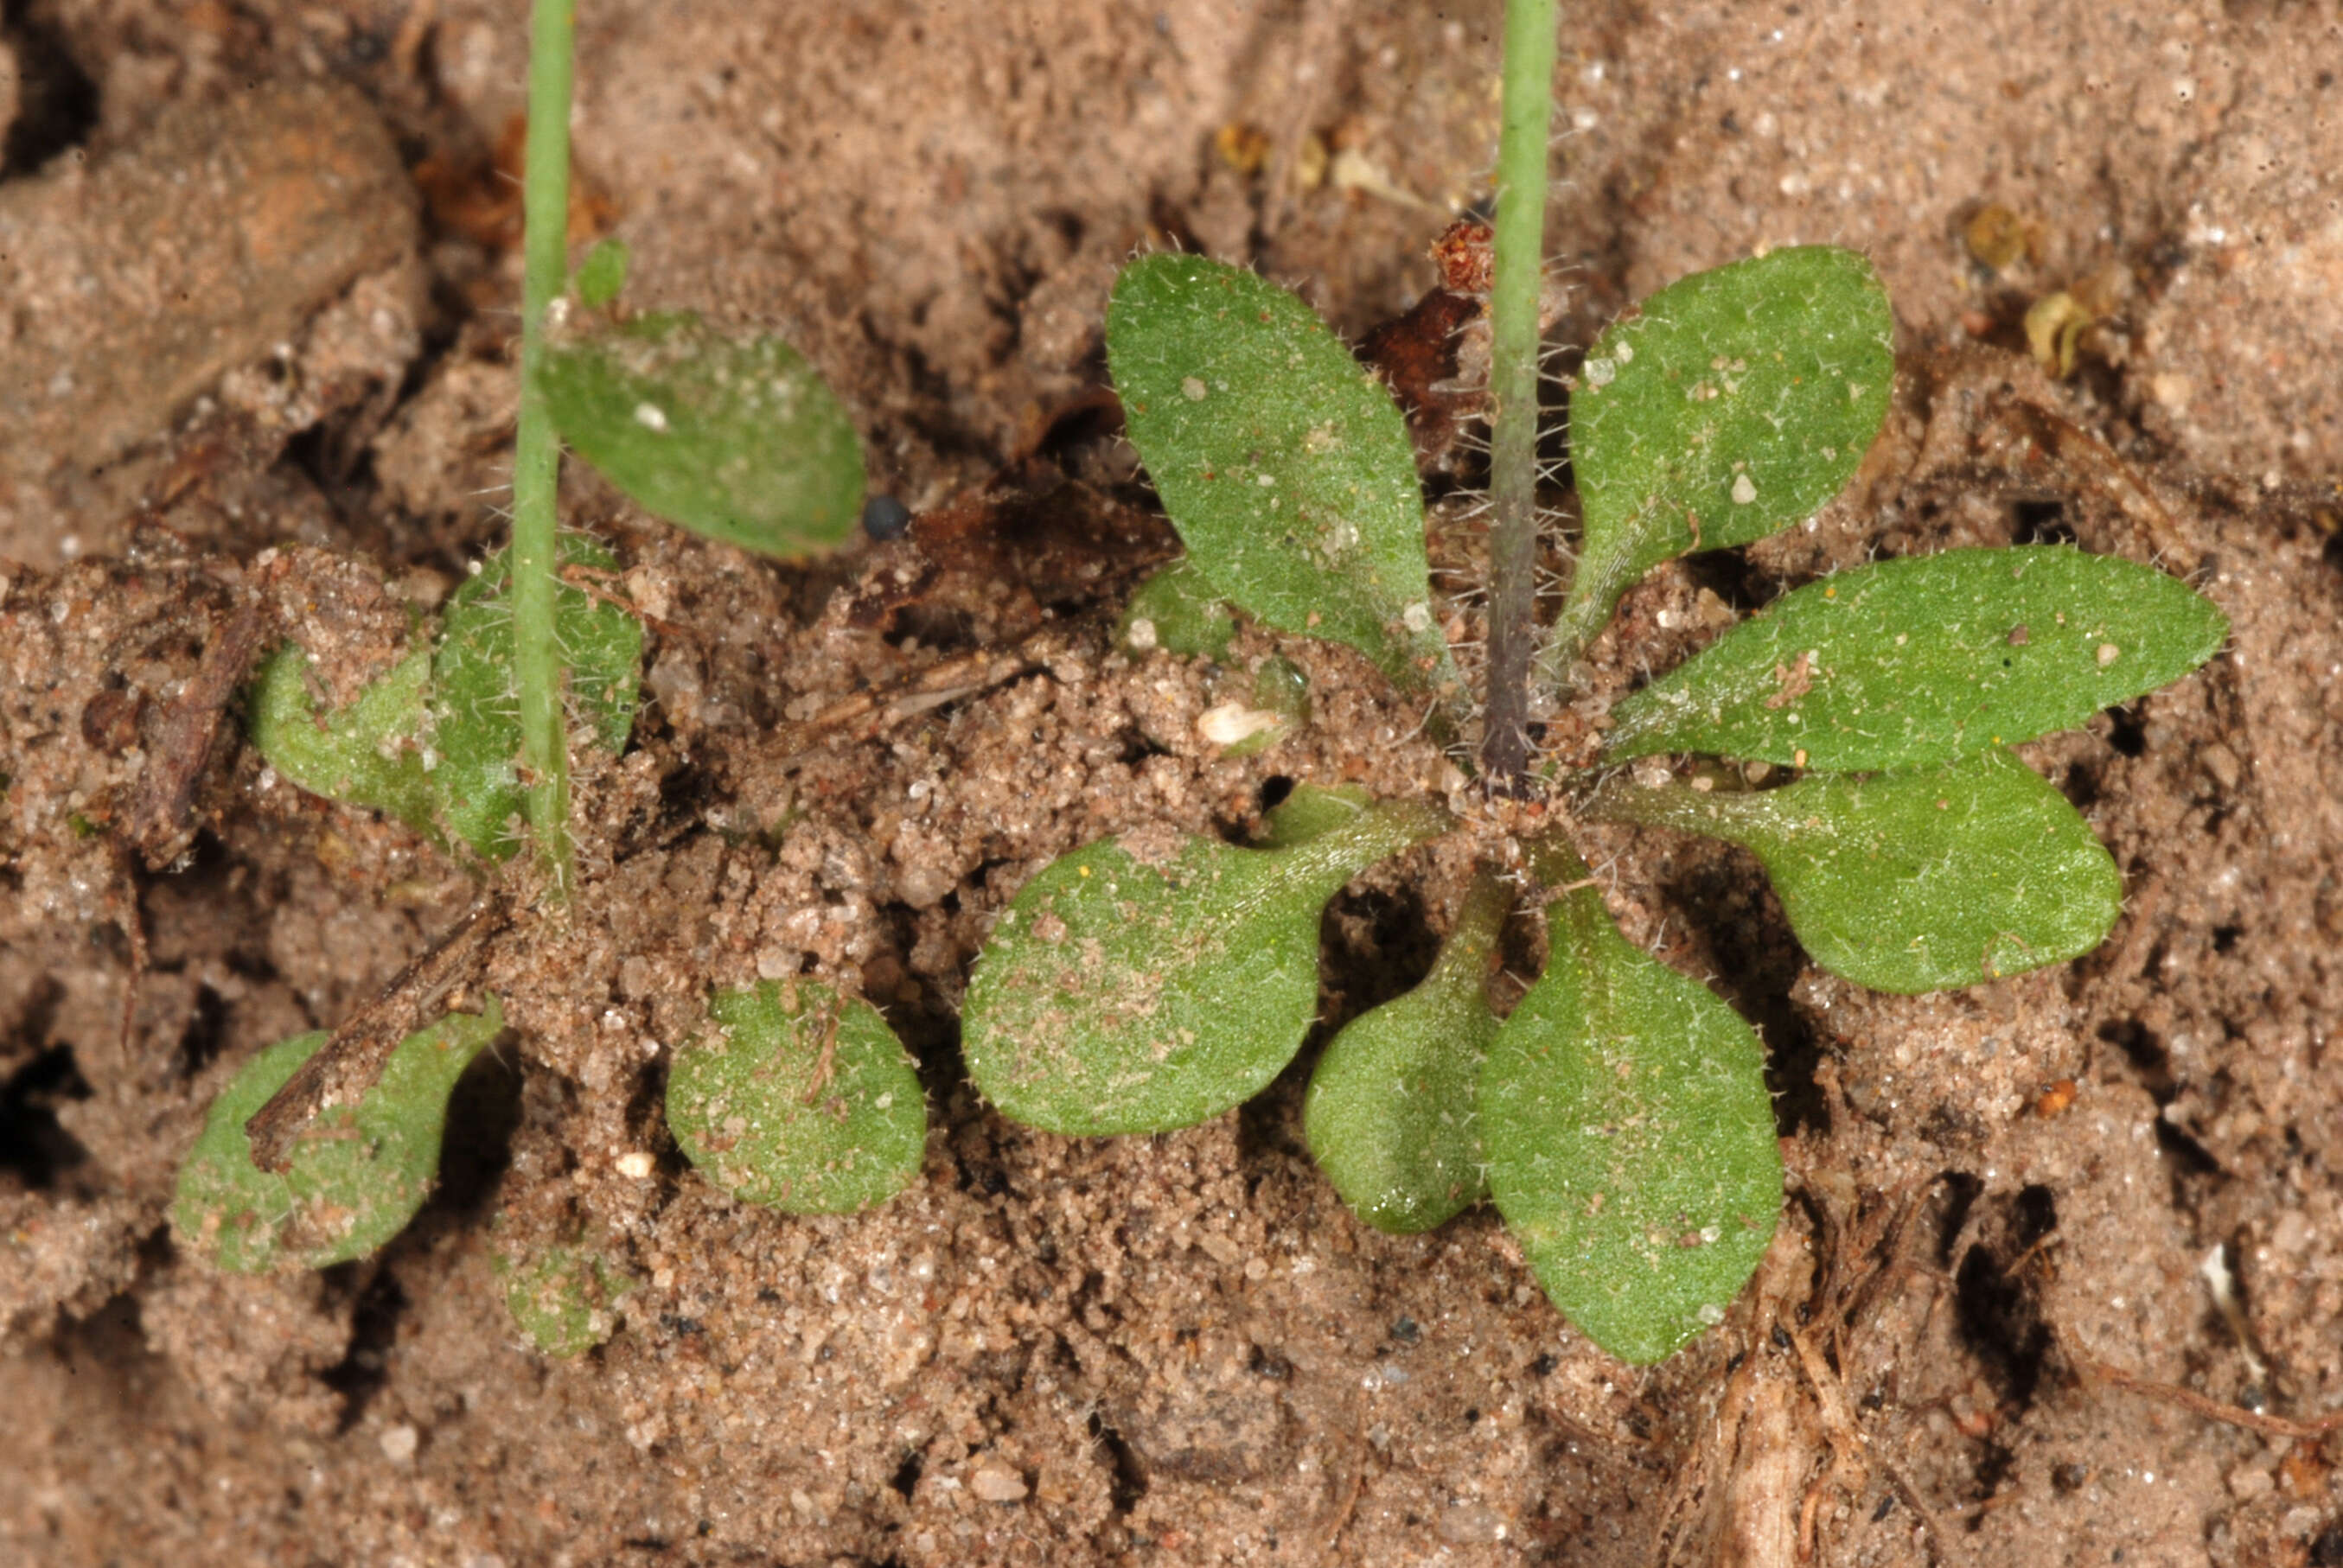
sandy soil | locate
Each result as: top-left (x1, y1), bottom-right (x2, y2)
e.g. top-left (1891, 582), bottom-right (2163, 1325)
top-left (3, 1), bottom-right (2341, 1564)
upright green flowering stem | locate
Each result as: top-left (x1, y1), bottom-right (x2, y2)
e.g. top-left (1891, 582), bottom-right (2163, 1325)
top-left (1478, 0), bottom-right (1559, 790)
top-left (514, 0), bottom-right (578, 896)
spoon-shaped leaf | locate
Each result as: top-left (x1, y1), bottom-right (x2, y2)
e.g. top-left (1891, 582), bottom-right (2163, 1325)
top-left (666, 980), bottom-right (927, 1214)
top-left (1546, 246), bottom-right (1894, 666)
top-left (248, 644), bottom-right (437, 835)
top-left (963, 787), bottom-right (1446, 1136)
top-left (1587, 746), bottom-right (2122, 993)
top-left (1107, 254), bottom-right (1456, 693)
top-left (431, 539), bottom-right (644, 860)
top-left (1482, 879), bottom-right (1781, 1364)
top-left (1305, 870), bottom-right (1506, 1233)
top-left (171, 999), bottom-right (505, 1273)
top-left (1605, 546), bottom-right (2228, 769)
top-left (543, 311), bottom-right (865, 558)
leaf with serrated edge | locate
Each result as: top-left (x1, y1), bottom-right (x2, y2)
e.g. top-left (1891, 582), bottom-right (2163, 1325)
top-left (1606, 546), bottom-right (2228, 768)
top-left (248, 643), bottom-right (438, 836)
top-left (963, 787), bottom-right (1446, 1136)
top-left (172, 1000), bottom-right (504, 1273)
top-left (667, 980), bottom-right (926, 1214)
top-left (1552, 247), bottom-right (1893, 659)
top-left (1483, 883), bottom-right (1780, 1364)
top-left (1107, 255), bottom-right (1455, 692)
top-left (430, 539), bottom-right (643, 860)
top-left (1589, 747), bottom-right (2122, 994)
top-left (1306, 871), bottom-right (1504, 1233)
top-left (544, 311), bottom-right (865, 558)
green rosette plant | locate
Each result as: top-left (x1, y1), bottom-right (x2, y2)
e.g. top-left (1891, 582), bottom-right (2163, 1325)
top-left (956, 243), bottom-right (2224, 1365)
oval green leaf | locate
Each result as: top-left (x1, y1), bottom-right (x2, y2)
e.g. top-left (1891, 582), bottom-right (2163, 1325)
top-left (1604, 545), bottom-right (2228, 769)
top-left (543, 311), bottom-right (865, 558)
top-left (962, 788), bottom-right (1446, 1136)
top-left (431, 539), bottom-right (644, 860)
top-left (1550, 246), bottom-right (1894, 659)
top-left (667, 980), bottom-right (926, 1214)
top-left (171, 999), bottom-right (504, 1273)
top-left (1304, 872), bottom-right (1505, 1233)
top-left (248, 644), bottom-right (437, 835)
top-left (1482, 885), bottom-right (1781, 1364)
top-left (1589, 746), bottom-right (2123, 993)
top-left (1106, 255), bottom-right (1454, 692)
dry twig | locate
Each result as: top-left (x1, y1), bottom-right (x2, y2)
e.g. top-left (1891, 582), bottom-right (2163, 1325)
top-left (243, 892), bottom-right (510, 1171)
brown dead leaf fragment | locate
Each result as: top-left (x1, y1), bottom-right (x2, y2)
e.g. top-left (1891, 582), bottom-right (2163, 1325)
top-left (1430, 217), bottom-right (1495, 296)
top-left (1357, 286), bottom-right (1480, 467)
top-left (846, 466), bottom-right (1177, 639)
top-left (412, 112), bottom-right (617, 253)
top-left (124, 590), bottom-right (271, 870)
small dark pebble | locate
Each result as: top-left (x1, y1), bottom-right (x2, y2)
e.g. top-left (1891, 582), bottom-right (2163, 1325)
top-left (1871, 1494), bottom-right (1896, 1523)
top-left (80, 687), bottom-right (142, 755)
top-left (862, 494), bottom-right (913, 540)
top-left (1529, 1354), bottom-right (1556, 1377)
top-left (1463, 1407), bottom-right (1480, 1425)
top-left (1390, 1316), bottom-right (1420, 1344)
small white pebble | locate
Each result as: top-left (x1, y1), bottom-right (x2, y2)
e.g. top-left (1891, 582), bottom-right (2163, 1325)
top-left (632, 402), bottom-right (670, 432)
top-left (615, 1151), bottom-right (654, 1179)
top-left (1181, 376), bottom-right (1208, 401)
top-left (2097, 642), bottom-right (2122, 666)
top-left (380, 1424), bottom-right (419, 1463)
top-left (970, 1462), bottom-right (1029, 1503)
top-left (1401, 601), bottom-right (1433, 634)
top-left (1198, 702), bottom-right (1282, 747)
top-left (1437, 1503), bottom-right (1507, 1545)
top-left (1124, 616), bottom-right (1159, 653)
top-left (1731, 473), bottom-right (1758, 505)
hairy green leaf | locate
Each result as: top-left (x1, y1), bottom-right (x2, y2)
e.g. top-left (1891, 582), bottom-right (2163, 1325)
top-left (1107, 255), bottom-right (1455, 692)
top-left (248, 644), bottom-right (437, 834)
top-left (1589, 747), bottom-right (2122, 993)
top-left (431, 539), bottom-right (643, 860)
top-left (543, 311), bottom-right (865, 558)
top-left (667, 980), bottom-right (925, 1214)
top-left (249, 539), bottom-right (642, 861)
top-left (963, 787), bottom-right (1446, 1136)
top-left (1482, 884), bottom-right (1780, 1364)
top-left (1606, 546), bottom-right (2227, 769)
top-left (499, 1243), bottom-right (632, 1357)
top-left (1550, 246), bottom-right (1894, 660)
top-left (1305, 872), bottom-right (1505, 1233)
top-left (572, 238), bottom-right (629, 309)
top-left (172, 1000), bottom-right (505, 1273)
